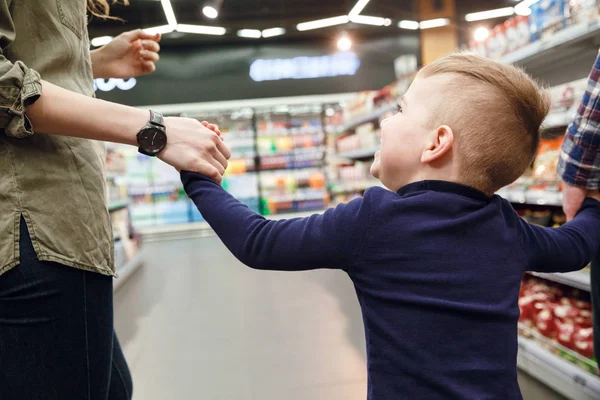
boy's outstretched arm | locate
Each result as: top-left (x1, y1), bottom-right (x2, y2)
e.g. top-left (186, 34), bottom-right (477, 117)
top-left (520, 197), bottom-right (600, 273)
top-left (181, 172), bottom-right (371, 271)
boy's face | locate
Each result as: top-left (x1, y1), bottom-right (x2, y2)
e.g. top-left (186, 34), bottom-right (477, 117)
top-left (370, 74), bottom-right (452, 191)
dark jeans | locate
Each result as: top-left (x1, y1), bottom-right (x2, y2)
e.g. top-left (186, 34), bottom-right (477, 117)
top-left (593, 253), bottom-right (600, 362)
top-left (0, 218), bottom-right (132, 399)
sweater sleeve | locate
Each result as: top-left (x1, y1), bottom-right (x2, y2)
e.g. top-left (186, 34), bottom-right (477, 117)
top-left (520, 198), bottom-right (600, 273)
top-left (181, 171), bottom-right (371, 271)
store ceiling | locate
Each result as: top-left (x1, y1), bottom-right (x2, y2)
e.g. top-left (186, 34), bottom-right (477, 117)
top-left (88, 0), bottom-right (519, 47)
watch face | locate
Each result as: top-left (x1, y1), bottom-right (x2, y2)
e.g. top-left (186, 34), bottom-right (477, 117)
top-left (138, 127), bottom-right (167, 155)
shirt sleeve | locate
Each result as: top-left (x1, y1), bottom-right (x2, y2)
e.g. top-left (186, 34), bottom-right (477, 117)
top-left (0, 0), bottom-right (42, 138)
top-left (520, 199), bottom-right (600, 273)
top-left (181, 171), bottom-right (372, 272)
top-left (557, 50), bottom-right (600, 190)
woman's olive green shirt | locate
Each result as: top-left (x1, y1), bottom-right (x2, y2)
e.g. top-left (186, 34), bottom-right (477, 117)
top-left (0, 0), bottom-right (115, 276)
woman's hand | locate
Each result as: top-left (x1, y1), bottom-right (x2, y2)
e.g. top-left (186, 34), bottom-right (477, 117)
top-left (159, 117), bottom-right (231, 182)
top-left (91, 29), bottom-right (161, 79)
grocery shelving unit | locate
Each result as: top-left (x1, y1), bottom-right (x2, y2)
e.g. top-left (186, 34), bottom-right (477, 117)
top-left (529, 271), bottom-right (591, 292)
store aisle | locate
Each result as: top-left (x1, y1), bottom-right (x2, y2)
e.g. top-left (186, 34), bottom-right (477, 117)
top-left (114, 236), bottom-right (566, 400)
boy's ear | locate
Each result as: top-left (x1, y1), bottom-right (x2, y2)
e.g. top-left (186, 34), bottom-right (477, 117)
top-left (421, 125), bottom-right (454, 163)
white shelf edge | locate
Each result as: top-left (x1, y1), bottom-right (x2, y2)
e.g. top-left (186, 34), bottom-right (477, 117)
top-left (518, 335), bottom-right (600, 400)
top-left (501, 19), bottom-right (600, 65)
top-left (529, 270), bottom-right (591, 292)
top-left (341, 104), bottom-right (396, 133)
top-left (114, 250), bottom-right (144, 292)
top-left (108, 199), bottom-right (131, 212)
top-left (338, 146), bottom-right (380, 160)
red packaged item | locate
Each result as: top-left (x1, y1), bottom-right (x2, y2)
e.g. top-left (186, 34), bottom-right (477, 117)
top-left (573, 328), bottom-right (594, 359)
top-left (535, 306), bottom-right (556, 337)
top-left (556, 320), bottom-right (577, 350)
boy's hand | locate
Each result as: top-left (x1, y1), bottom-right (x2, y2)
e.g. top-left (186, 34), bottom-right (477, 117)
top-left (201, 121), bottom-right (223, 140)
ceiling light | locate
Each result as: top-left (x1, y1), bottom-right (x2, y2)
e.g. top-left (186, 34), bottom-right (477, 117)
top-left (297, 15), bottom-right (350, 31)
top-left (349, 15), bottom-right (391, 26)
top-left (160, 0), bottom-right (177, 27)
top-left (337, 34), bottom-right (352, 51)
top-left (398, 20), bottom-right (419, 30)
top-left (383, 18), bottom-right (392, 26)
top-left (514, 0), bottom-right (540, 16)
top-left (419, 18), bottom-right (450, 29)
top-left (143, 25), bottom-right (175, 35)
top-left (202, 0), bottom-right (223, 19)
top-left (474, 27), bottom-right (490, 42)
top-left (177, 24), bottom-right (226, 35)
top-left (203, 6), bottom-right (218, 19)
top-left (237, 29), bottom-right (261, 38)
top-left (465, 7), bottom-right (515, 22)
top-left (91, 36), bottom-right (112, 47)
top-left (348, 0), bottom-right (370, 17)
top-left (262, 27), bottom-right (286, 38)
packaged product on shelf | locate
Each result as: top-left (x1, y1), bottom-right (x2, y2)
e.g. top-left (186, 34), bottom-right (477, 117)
top-left (532, 137), bottom-right (563, 181)
top-left (529, 0), bottom-right (567, 41)
top-left (566, 0), bottom-right (600, 24)
top-left (519, 276), bottom-right (597, 374)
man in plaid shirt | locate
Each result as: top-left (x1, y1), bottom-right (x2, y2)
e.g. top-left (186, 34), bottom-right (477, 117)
top-left (558, 50), bottom-right (600, 360)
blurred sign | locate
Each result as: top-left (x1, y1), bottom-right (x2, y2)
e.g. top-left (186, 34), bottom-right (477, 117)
top-left (94, 78), bottom-right (137, 92)
top-left (250, 52), bottom-right (361, 82)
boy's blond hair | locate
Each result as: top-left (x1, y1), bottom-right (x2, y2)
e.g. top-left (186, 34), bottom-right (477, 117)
top-left (420, 52), bottom-right (550, 194)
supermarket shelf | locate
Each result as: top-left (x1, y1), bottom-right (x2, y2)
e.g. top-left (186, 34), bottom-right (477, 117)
top-left (517, 335), bottom-right (600, 400)
top-left (529, 270), bottom-right (591, 292)
top-left (138, 210), bottom-right (324, 242)
top-left (340, 104), bottom-right (396, 134)
top-left (108, 200), bottom-right (130, 212)
top-left (114, 251), bottom-right (144, 292)
top-left (258, 163), bottom-right (324, 172)
top-left (544, 109), bottom-right (575, 130)
top-left (330, 180), bottom-right (384, 194)
top-left (502, 19), bottom-right (600, 68)
top-left (339, 146), bottom-right (380, 160)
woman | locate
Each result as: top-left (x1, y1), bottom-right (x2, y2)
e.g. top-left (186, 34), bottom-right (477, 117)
top-left (0, 1), bottom-right (230, 399)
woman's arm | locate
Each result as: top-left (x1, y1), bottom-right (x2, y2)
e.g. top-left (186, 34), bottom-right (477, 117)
top-left (0, 2), bottom-right (229, 181)
top-left (26, 81), bottom-right (231, 180)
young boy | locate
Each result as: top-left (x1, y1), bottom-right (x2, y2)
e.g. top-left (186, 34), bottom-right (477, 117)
top-left (181, 52), bottom-right (600, 399)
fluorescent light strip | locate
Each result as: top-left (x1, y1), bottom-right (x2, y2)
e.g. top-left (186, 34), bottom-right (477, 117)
top-left (143, 25), bottom-right (175, 35)
top-left (398, 20), bottom-right (419, 30)
top-left (160, 0), bottom-right (177, 27)
top-left (465, 7), bottom-right (515, 22)
top-left (237, 29), bottom-right (261, 38)
top-left (514, 0), bottom-right (540, 16)
top-left (297, 15), bottom-right (350, 31)
top-left (349, 15), bottom-right (392, 26)
top-left (91, 36), bottom-right (112, 47)
top-left (262, 27), bottom-right (286, 38)
top-left (348, 0), bottom-right (370, 17)
top-left (177, 24), bottom-right (226, 35)
top-left (419, 18), bottom-right (450, 29)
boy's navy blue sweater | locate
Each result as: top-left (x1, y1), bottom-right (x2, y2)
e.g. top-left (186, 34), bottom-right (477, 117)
top-left (182, 172), bottom-right (600, 400)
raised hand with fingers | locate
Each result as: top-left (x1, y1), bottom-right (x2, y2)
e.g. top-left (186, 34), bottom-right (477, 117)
top-left (91, 29), bottom-right (162, 79)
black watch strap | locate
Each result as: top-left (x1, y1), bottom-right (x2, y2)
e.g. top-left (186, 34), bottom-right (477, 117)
top-left (149, 110), bottom-right (164, 128)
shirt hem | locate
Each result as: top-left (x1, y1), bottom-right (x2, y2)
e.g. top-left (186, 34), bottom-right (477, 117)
top-left (0, 255), bottom-right (117, 278)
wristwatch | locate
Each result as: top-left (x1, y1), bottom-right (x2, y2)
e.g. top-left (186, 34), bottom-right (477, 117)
top-left (137, 110), bottom-right (167, 157)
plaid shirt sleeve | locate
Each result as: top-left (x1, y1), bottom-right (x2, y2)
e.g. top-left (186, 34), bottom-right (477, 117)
top-left (557, 50), bottom-right (600, 190)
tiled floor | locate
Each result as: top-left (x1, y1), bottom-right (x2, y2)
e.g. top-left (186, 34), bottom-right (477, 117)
top-left (113, 236), bottom-right (566, 400)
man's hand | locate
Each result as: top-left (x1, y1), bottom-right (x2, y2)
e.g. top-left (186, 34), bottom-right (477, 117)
top-left (91, 29), bottom-right (161, 79)
top-left (562, 182), bottom-right (587, 221)
top-left (159, 117), bottom-right (231, 183)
